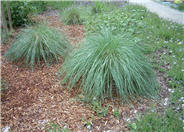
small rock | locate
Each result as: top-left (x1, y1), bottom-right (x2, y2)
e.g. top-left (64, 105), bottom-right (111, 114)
top-left (116, 120), bottom-right (120, 124)
top-left (134, 110), bottom-right (137, 114)
top-left (176, 107), bottom-right (180, 110)
top-left (2, 126), bottom-right (10, 132)
top-left (182, 104), bottom-right (184, 108)
top-left (87, 125), bottom-right (91, 130)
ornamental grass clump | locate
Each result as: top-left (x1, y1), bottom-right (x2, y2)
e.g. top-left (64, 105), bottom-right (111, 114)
top-left (5, 24), bottom-right (71, 67)
top-left (61, 6), bottom-right (90, 25)
top-left (60, 30), bottom-right (158, 102)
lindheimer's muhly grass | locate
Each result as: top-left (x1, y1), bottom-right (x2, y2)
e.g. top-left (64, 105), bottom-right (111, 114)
top-left (59, 30), bottom-right (158, 102)
top-left (5, 24), bottom-right (71, 68)
top-left (61, 6), bottom-right (90, 25)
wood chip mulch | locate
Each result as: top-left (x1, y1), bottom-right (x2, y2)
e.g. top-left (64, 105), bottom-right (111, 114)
top-left (1, 11), bottom-right (170, 132)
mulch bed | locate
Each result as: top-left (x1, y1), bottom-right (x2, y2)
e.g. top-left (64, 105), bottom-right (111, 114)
top-left (1, 10), bottom-right (170, 132)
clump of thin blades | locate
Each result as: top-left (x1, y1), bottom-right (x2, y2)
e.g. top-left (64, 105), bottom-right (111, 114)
top-left (5, 24), bottom-right (71, 67)
top-left (60, 29), bottom-right (158, 102)
top-left (61, 6), bottom-right (91, 25)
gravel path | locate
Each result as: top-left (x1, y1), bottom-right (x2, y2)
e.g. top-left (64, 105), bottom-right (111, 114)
top-left (129, 0), bottom-right (184, 24)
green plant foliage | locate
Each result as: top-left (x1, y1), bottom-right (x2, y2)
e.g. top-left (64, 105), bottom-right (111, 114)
top-left (0, 79), bottom-right (8, 92)
top-left (92, 1), bottom-right (107, 13)
top-left (1, 29), bottom-right (13, 44)
top-left (91, 100), bottom-right (109, 117)
top-left (85, 5), bottom-right (149, 34)
top-left (61, 6), bottom-right (90, 25)
top-left (177, 3), bottom-right (184, 11)
top-left (91, 1), bottom-right (116, 14)
top-left (86, 4), bottom-right (184, 84)
top-left (45, 122), bottom-right (71, 132)
top-left (59, 29), bottom-right (158, 102)
top-left (2, 1), bottom-right (47, 27)
top-left (129, 109), bottom-right (183, 132)
top-left (5, 24), bottom-right (71, 68)
top-left (113, 108), bottom-right (121, 119)
top-left (30, 1), bottom-right (47, 14)
top-left (81, 114), bottom-right (94, 127)
top-left (86, 4), bottom-right (183, 40)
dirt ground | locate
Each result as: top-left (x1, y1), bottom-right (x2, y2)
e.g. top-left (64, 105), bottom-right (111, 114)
top-left (1, 11), bottom-right (170, 132)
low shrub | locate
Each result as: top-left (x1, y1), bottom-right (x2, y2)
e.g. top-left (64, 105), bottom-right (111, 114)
top-left (59, 29), bottom-right (158, 102)
top-left (5, 24), bottom-right (71, 67)
top-left (61, 6), bottom-right (90, 25)
top-left (30, 1), bottom-right (47, 14)
top-left (2, 1), bottom-right (47, 27)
